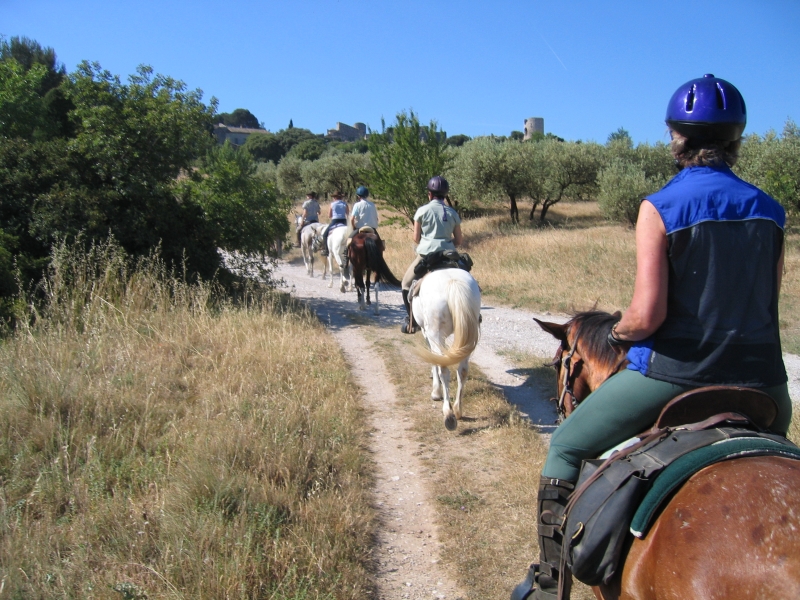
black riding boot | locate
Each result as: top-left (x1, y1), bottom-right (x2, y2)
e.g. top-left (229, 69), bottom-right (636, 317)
top-left (511, 477), bottom-right (575, 600)
top-left (400, 290), bottom-right (417, 334)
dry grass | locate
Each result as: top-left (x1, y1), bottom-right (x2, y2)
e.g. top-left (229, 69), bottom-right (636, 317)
top-left (0, 242), bottom-right (375, 599)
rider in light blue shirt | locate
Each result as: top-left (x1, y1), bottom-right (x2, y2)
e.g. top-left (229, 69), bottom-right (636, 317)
top-left (320, 191), bottom-right (349, 256)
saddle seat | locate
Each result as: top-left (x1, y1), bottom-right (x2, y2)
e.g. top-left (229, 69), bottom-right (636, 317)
top-left (652, 385), bottom-right (778, 430)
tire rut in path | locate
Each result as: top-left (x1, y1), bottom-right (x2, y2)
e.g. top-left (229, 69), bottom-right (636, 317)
top-left (330, 325), bottom-right (465, 600)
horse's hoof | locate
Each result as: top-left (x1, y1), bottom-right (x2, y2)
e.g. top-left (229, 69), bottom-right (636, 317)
top-left (431, 395), bottom-right (443, 402)
top-left (444, 414), bottom-right (457, 431)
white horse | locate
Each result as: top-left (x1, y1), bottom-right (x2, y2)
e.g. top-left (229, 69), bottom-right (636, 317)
top-left (296, 216), bottom-right (327, 277)
top-left (411, 268), bottom-right (481, 431)
top-left (317, 224), bottom-right (351, 292)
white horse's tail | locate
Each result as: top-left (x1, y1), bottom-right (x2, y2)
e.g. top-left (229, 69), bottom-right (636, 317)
top-left (416, 278), bottom-right (480, 367)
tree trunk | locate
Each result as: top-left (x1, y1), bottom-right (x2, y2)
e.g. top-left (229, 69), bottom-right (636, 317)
top-left (529, 201), bottom-right (540, 221)
top-left (510, 195), bottom-right (519, 224)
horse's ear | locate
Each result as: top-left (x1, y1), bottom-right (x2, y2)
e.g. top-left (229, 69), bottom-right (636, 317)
top-left (533, 318), bottom-right (568, 343)
top-left (611, 311), bottom-right (622, 320)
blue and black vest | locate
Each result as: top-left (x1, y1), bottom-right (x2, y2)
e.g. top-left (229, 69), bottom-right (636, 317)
top-left (627, 165), bottom-right (787, 388)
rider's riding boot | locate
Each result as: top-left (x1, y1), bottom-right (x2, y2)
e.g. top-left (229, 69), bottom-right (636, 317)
top-left (400, 290), bottom-right (417, 334)
top-left (510, 477), bottom-right (575, 600)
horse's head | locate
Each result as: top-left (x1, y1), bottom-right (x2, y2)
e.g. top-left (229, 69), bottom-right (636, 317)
top-left (294, 213), bottom-right (303, 228)
top-left (534, 311), bottom-right (627, 420)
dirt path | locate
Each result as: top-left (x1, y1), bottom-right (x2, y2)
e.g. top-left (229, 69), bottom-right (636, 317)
top-left (274, 257), bottom-right (568, 599)
top-left (273, 255), bottom-right (800, 599)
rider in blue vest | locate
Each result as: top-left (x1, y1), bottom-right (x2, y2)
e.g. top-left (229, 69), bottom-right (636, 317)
top-left (320, 191), bottom-right (350, 257)
top-left (511, 74), bottom-right (791, 600)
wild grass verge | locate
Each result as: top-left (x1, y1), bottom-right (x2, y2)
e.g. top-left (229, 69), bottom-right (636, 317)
top-left (0, 240), bottom-right (374, 599)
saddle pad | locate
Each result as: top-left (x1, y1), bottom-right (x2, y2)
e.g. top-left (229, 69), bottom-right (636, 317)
top-left (630, 437), bottom-right (800, 538)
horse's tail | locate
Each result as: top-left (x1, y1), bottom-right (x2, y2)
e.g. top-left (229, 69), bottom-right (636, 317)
top-left (365, 236), bottom-right (401, 287)
top-left (416, 277), bottom-right (480, 367)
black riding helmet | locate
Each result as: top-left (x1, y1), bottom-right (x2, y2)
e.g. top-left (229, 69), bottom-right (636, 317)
top-left (427, 175), bottom-right (449, 198)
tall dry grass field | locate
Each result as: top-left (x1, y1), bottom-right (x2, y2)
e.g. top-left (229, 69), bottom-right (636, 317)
top-left (0, 242), bottom-right (375, 599)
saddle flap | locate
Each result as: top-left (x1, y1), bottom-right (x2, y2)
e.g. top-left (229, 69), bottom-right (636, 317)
top-left (654, 386), bottom-right (778, 430)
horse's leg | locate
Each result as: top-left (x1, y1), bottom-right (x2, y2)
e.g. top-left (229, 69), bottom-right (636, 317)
top-left (327, 249), bottom-right (334, 288)
top-left (372, 270), bottom-right (379, 316)
top-left (366, 268), bottom-right (372, 306)
top-left (452, 357), bottom-right (469, 420)
top-left (438, 365), bottom-right (456, 431)
top-left (430, 365), bottom-right (444, 401)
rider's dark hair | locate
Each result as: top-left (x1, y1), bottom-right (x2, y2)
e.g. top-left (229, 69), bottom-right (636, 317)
top-left (306, 191), bottom-right (317, 198)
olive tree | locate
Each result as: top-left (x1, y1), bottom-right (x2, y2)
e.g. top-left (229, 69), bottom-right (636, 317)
top-left (736, 120), bottom-right (800, 216)
top-left (276, 155), bottom-right (306, 199)
top-left (301, 152), bottom-right (370, 200)
top-left (529, 140), bottom-right (604, 221)
top-left (448, 137), bottom-right (537, 223)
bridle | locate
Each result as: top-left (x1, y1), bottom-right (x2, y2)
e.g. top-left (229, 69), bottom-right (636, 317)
top-left (551, 339), bottom-right (580, 421)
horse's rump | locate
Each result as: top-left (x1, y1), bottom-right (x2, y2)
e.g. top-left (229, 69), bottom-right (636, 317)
top-left (614, 456), bottom-right (800, 600)
top-left (414, 269), bottom-right (481, 367)
top-left (349, 233), bottom-right (400, 287)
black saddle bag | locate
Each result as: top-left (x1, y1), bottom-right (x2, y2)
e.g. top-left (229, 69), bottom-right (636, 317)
top-left (564, 458), bottom-right (649, 586)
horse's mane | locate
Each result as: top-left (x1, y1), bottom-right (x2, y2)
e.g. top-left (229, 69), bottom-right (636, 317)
top-left (568, 310), bottom-right (621, 372)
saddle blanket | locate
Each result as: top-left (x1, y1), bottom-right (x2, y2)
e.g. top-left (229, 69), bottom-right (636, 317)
top-left (630, 436), bottom-right (800, 537)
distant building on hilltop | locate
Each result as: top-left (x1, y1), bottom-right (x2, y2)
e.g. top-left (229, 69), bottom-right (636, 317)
top-left (523, 117), bottom-right (544, 140)
top-left (213, 124), bottom-right (269, 147)
top-left (325, 122), bottom-right (367, 142)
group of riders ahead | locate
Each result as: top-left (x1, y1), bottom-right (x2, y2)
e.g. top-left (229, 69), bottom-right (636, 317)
top-left (295, 176), bottom-right (462, 334)
top-left (295, 73), bottom-right (793, 600)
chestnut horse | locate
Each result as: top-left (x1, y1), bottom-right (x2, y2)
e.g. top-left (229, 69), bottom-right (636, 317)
top-left (346, 231), bottom-right (401, 314)
top-left (534, 311), bottom-right (800, 600)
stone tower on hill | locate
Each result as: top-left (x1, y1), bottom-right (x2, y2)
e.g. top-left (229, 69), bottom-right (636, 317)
top-left (523, 117), bottom-right (544, 140)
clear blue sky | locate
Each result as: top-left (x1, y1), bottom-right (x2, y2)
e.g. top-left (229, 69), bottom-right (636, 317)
top-left (3, 0), bottom-right (798, 145)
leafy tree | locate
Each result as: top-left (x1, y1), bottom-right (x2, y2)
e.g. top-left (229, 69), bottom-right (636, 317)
top-left (288, 119), bottom-right (293, 128)
top-left (449, 137), bottom-right (536, 223)
top-left (287, 137), bottom-right (326, 161)
top-left (0, 36), bottom-right (66, 95)
top-left (446, 134), bottom-right (471, 147)
top-left (276, 155), bottom-right (306, 199)
top-left (178, 143), bottom-right (289, 256)
top-left (243, 131), bottom-right (283, 163)
top-left (275, 127), bottom-right (316, 156)
top-left (607, 127), bottom-right (633, 148)
top-left (528, 140), bottom-right (604, 221)
top-left (736, 120), bottom-right (800, 216)
top-left (598, 159), bottom-right (666, 225)
top-left (327, 139), bottom-right (369, 154)
top-left (0, 59), bottom-right (49, 139)
top-left (367, 109), bottom-right (450, 222)
top-left (510, 130), bottom-right (524, 141)
top-left (301, 152), bottom-right (370, 200)
top-left (216, 108), bottom-right (260, 128)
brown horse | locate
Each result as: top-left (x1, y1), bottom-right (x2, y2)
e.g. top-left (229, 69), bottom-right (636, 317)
top-left (535, 311), bottom-right (800, 600)
top-left (346, 231), bottom-right (401, 314)
top-left (534, 311), bottom-right (628, 421)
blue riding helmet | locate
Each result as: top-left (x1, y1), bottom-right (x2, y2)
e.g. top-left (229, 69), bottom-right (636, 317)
top-left (356, 185), bottom-right (369, 198)
top-left (666, 74), bottom-right (746, 142)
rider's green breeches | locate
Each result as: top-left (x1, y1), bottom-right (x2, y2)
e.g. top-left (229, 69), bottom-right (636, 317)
top-left (542, 369), bottom-right (793, 482)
